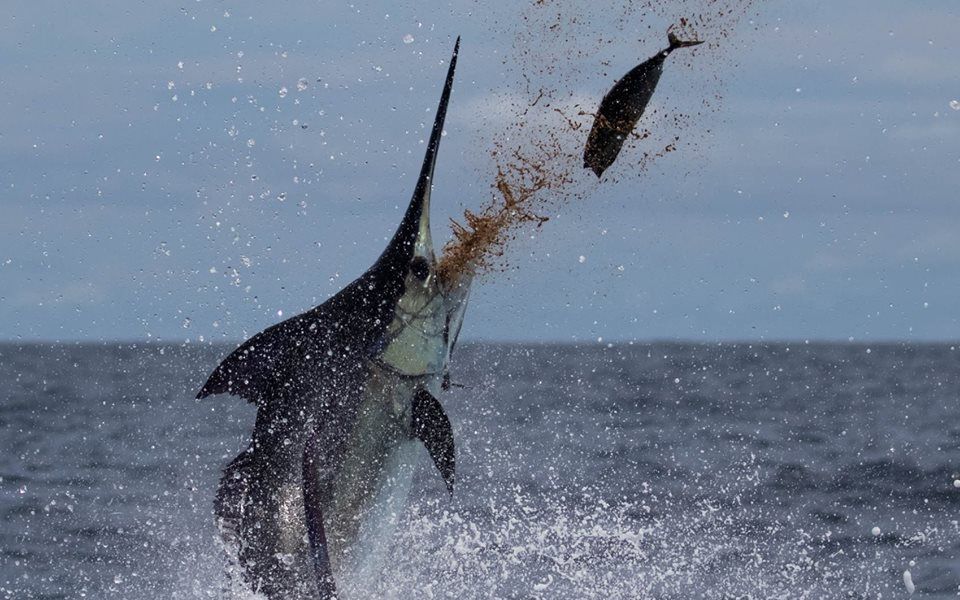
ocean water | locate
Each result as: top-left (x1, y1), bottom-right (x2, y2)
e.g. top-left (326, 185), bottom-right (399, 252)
top-left (1, 342), bottom-right (959, 599)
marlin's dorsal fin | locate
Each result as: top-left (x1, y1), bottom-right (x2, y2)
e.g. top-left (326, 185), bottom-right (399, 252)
top-left (412, 388), bottom-right (455, 494)
top-left (195, 312), bottom-right (318, 404)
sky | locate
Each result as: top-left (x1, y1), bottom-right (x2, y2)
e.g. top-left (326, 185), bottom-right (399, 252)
top-left (0, 0), bottom-right (958, 343)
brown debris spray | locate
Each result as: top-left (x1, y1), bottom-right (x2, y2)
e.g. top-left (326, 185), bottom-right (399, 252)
top-left (439, 0), bottom-right (759, 285)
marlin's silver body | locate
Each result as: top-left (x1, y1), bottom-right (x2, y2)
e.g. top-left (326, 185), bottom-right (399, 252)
top-left (197, 39), bottom-right (471, 599)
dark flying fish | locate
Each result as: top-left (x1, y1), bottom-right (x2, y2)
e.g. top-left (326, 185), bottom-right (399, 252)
top-left (197, 39), bottom-right (472, 599)
top-left (583, 29), bottom-right (703, 178)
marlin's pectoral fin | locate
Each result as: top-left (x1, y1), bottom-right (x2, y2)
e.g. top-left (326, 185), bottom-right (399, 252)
top-left (303, 430), bottom-right (337, 599)
top-left (412, 388), bottom-right (456, 494)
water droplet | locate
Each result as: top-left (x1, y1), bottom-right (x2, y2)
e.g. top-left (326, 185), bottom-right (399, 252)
top-left (402, 34), bottom-right (415, 44)
top-left (950, 100), bottom-right (960, 111)
top-left (278, 86), bottom-right (288, 98)
top-left (903, 570), bottom-right (915, 594)
top-left (871, 526), bottom-right (881, 536)
top-left (182, 318), bottom-right (191, 329)
top-left (578, 255), bottom-right (586, 264)
top-left (297, 78), bottom-right (309, 92)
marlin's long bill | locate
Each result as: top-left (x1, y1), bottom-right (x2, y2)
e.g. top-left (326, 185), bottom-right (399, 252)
top-left (379, 35), bottom-right (460, 268)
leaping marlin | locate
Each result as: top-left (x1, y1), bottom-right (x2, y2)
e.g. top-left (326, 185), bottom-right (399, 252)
top-left (196, 38), bottom-right (471, 599)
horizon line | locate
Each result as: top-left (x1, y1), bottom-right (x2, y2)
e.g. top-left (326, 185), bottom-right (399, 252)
top-left (0, 337), bottom-right (957, 347)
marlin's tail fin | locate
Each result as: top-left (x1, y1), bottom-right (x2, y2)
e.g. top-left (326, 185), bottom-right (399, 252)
top-left (214, 447), bottom-right (254, 551)
top-left (215, 442), bottom-right (325, 598)
top-left (667, 30), bottom-right (704, 51)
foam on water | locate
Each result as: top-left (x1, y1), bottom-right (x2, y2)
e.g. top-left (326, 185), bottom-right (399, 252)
top-left (126, 462), bottom-right (946, 599)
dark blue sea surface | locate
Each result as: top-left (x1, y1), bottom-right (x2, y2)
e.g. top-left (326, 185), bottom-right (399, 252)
top-left (1, 342), bottom-right (959, 598)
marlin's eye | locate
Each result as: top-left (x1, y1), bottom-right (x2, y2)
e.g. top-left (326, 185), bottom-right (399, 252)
top-left (410, 257), bottom-right (430, 281)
